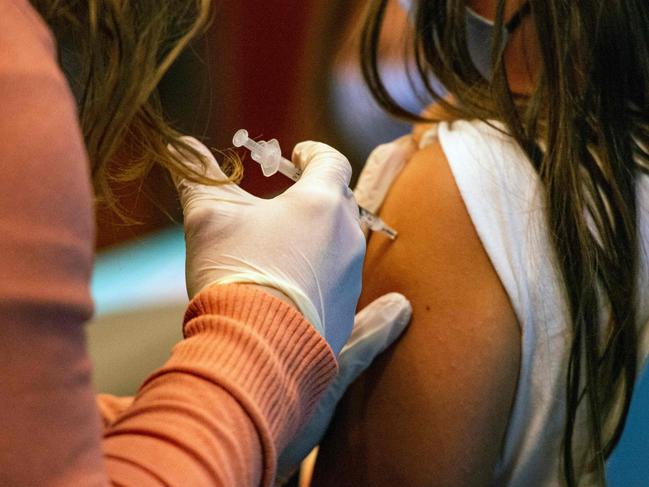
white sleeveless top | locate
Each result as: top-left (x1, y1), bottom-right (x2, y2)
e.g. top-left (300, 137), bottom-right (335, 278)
top-left (427, 120), bottom-right (649, 486)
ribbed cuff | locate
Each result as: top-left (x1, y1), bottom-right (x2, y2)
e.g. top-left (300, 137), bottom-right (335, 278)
top-left (147, 284), bottom-right (337, 486)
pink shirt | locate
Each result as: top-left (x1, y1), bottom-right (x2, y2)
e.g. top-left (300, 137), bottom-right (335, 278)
top-left (0, 1), bottom-right (336, 485)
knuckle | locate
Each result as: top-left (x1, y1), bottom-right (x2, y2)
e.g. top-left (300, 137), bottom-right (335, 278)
top-left (303, 186), bottom-right (344, 211)
top-left (183, 204), bottom-right (216, 229)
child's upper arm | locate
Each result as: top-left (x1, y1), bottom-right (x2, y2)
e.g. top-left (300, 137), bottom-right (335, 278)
top-left (313, 141), bottom-right (521, 486)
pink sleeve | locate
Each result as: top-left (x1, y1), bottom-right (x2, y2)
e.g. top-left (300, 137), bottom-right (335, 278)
top-left (1, 2), bottom-right (338, 486)
top-left (0, 1), bottom-right (107, 485)
top-left (102, 285), bottom-right (337, 487)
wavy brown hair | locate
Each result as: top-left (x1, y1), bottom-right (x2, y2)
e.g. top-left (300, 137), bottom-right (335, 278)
top-left (30, 0), bottom-right (242, 214)
top-left (361, 0), bottom-right (649, 485)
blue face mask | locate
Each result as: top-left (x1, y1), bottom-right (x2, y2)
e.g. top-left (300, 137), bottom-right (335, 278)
top-left (465, 7), bottom-right (507, 79)
top-left (398, 1), bottom-right (530, 80)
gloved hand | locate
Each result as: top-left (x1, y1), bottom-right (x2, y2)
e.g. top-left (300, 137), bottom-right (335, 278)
top-left (172, 137), bottom-right (365, 355)
top-left (353, 134), bottom-right (417, 236)
top-left (274, 137), bottom-right (418, 482)
top-left (276, 292), bottom-right (412, 482)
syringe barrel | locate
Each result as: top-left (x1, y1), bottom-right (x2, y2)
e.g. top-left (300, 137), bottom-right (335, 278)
top-left (278, 159), bottom-right (302, 182)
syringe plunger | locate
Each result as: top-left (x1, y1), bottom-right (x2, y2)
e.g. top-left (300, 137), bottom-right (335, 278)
top-left (233, 129), bottom-right (301, 181)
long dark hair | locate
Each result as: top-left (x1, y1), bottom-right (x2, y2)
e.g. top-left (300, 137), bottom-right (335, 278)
top-left (361, 0), bottom-right (649, 484)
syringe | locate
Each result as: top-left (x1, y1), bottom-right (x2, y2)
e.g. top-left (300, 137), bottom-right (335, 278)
top-left (233, 129), bottom-right (398, 240)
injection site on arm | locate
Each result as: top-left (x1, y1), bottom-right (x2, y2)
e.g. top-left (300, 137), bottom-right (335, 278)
top-left (233, 129), bottom-right (398, 240)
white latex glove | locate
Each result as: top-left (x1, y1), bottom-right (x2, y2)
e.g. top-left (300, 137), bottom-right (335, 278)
top-left (353, 134), bottom-right (417, 234)
top-left (276, 292), bottom-right (412, 481)
top-left (172, 137), bottom-right (365, 355)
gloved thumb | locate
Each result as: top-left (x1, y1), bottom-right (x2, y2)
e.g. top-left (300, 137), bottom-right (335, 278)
top-left (291, 141), bottom-right (353, 191)
top-left (276, 293), bottom-right (411, 479)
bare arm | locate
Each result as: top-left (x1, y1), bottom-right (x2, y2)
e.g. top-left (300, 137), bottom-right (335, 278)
top-left (313, 141), bottom-right (521, 486)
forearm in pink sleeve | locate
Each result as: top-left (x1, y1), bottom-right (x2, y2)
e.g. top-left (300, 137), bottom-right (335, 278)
top-left (97, 395), bottom-right (134, 430)
top-left (102, 284), bottom-right (337, 487)
top-left (1, 3), bottom-right (338, 484)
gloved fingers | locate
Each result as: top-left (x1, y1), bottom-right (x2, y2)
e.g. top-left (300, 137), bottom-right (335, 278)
top-left (169, 136), bottom-right (259, 209)
top-left (353, 135), bottom-right (416, 214)
top-left (337, 292), bottom-right (412, 386)
top-left (169, 136), bottom-right (230, 185)
top-left (291, 141), bottom-right (353, 191)
top-left (276, 292), bottom-right (411, 476)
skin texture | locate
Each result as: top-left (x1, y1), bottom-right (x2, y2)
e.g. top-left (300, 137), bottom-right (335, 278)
top-left (311, 141), bottom-right (521, 486)
top-left (310, 2), bottom-right (540, 484)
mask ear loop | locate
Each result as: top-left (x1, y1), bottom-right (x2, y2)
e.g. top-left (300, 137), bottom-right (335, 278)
top-left (504, 1), bottom-right (532, 34)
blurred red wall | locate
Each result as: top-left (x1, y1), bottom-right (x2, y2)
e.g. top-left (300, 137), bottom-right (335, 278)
top-left (97, 0), bottom-right (322, 247)
top-left (207, 0), bottom-right (319, 196)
